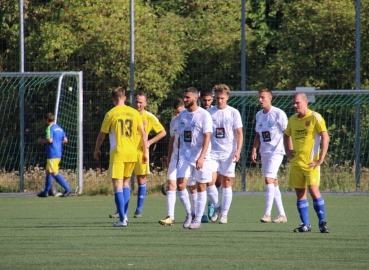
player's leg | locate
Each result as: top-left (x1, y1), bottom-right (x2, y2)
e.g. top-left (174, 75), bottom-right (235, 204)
top-left (109, 162), bottom-right (126, 227)
top-left (189, 161), bottom-right (212, 229)
top-left (159, 158), bottom-right (177, 226)
top-left (189, 185), bottom-right (197, 219)
top-left (212, 156), bottom-right (235, 223)
top-left (308, 168), bottom-right (329, 233)
top-left (290, 166), bottom-right (311, 232)
top-left (206, 159), bottom-right (219, 219)
top-left (176, 159), bottom-right (192, 228)
top-left (37, 160), bottom-right (53, 197)
top-left (49, 158), bottom-right (71, 196)
top-left (121, 162), bottom-right (135, 225)
top-left (272, 179), bottom-right (287, 223)
top-left (133, 151), bottom-right (150, 217)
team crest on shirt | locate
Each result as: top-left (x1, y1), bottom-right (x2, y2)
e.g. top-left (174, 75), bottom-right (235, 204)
top-left (268, 121), bottom-right (274, 128)
top-left (305, 121), bottom-right (310, 127)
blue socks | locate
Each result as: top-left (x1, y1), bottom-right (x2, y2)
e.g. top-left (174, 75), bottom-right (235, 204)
top-left (297, 199), bottom-right (310, 226)
top-left (123, 186), bottom-right (130, 217)
top-left (313, 197), bottom-right (325, 225)
top-left (53, 174), bottom-right (70, 192)
top-left (136, 183), bottom-right (146, 212)
top-left (43, 174), bottom-right (53, 194)
top-left (114, 189), bottom-right (125, 222)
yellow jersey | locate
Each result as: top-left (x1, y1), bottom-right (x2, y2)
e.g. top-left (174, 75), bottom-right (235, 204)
top-left (136, 110), bottom-right (164, 152)
top-left (100, 105), bottom-right (143, 163)
top-left (284, 109), bottom-right (327, 168)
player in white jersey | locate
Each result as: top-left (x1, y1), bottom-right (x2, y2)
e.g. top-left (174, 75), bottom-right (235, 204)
top-left (251, 88), bottom-right (288, 223)
top-left (207, 84), bottom-right (243, 224)
top-left (177, 87), bottom-right (213, 230)
top-left (158, 99), bottom-right (185, 226)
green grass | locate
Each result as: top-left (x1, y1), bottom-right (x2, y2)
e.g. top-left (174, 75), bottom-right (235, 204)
top-left (1, 194), bottom-right (369, 269)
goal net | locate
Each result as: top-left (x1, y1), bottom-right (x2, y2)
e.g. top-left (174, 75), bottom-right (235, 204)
top-left (0, 72), bottom-right (83, 194)
top-left (229, 89), bottom-right (369, 191)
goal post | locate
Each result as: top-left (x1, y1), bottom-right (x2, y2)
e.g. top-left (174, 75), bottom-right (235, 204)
top-left (229, 89), bottom-right (369, 191)
top-left (0, 72), bottom-right (83, 194)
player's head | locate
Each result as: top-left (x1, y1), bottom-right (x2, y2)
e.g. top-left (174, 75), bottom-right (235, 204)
top-left (200, 89), bottom-right (213, 109)
top-left (183, 87), bottom-right (199, 109)
top-left (111, 87), bottom-right (126, 104)
top-left (258, 88), bottom-right (273, 110)
top-left (172, 98), bottom-right (185, 116)
top-left (292, 92), bottom-right (309, 115)
top-left (212, 84), bottom-right (230, 109)
top-left (43, 112), bottom-right (55, 126)
top-left (135, 92), bottom-right (147, 112)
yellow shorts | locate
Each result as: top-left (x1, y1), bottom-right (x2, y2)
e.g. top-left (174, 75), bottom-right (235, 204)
top-left (46, 158), bottom-right (61, 173)
top-left (133, 151), bottom-right (150, 176)
top-left (289, 165), bottom-right (320, 189)
top-left (108, 162), bottom-right (135, 180)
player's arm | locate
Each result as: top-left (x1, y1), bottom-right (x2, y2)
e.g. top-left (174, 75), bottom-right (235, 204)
top-left (233, 127), bottom-right (243, 162)
top-left (137, 125), bottom-right (148, 164)
top-left (309, 131), bottom-right (330, 169)
top-left (38, 137), bottom-right (53, 144)
top-left (251, 132), bottom-right (260, 163)
top-left (94, 132), bottom-right (107, 160)
top-left (283, 134), bottom-right (294, 159)
top-left (147, 129), bottom-right (166, 148)
top-left (167, 135), bottom-right (175, 168)
top-left (196, 132), bottom-right (211, 170)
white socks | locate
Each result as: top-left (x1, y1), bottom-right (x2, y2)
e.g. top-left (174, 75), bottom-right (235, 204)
top-left (207, 185), bottom-right (220, 208)
top-left (221, 186), bottom-right (232, 216)
top-left (274, 185), bottom-right (286, 217)
top-left (178, 189), bottom-right (191, 215)
top-left (265, 184), bottom-right (274, 216)
top-left (166, 190), bottom-right (176, 219)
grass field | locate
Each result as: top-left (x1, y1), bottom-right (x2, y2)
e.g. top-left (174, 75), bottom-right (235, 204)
top-left (1, 193), bottom-right (369, 269)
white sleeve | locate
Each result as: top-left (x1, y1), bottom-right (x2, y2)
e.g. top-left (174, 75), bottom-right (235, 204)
top-left (278, 110), bottom-right (288, 131)
top-left (233, 109), bottom-right (243, 130)
top-left (169, 117), bottom-right (176, 137)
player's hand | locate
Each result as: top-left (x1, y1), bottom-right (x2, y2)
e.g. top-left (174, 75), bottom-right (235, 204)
top-left (142, 153), bottom-right (148, 164)
top-left (233, 152), bottom-right (241, 163)
top-left (309, 160), bottom-right (322, 169)
top-left (93, 150), bottom-right (101, 160)
top-left (250, 151), bottom-right (257, 163)
top-left (196, 156), bottom-right (204, 170)
top-left (286, 150), bottom-right (295, 159)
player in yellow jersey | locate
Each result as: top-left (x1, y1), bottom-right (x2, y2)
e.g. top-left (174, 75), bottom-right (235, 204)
top-left (284, 92), bottom-right (330, 233)
top-left (94, 87), bottom-right (148, 227)
top-left (133, 92), bottom-right (166, 218)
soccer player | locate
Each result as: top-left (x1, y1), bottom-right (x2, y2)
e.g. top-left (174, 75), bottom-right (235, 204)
top-left (207, 84), bottom-right (243, 224)
top-left (284, 92), bottom-right (330, 233)
top-left (94, 87), bottom-right (147, 227)
top-left (177, 87), bottom-right (213, 230)
top-left (251, 88), bottom-right (288, 223)
top-left (158, 98), bottom-right (185, 226)
top-left (133, 92), bottom-right (166, 218)
top-left (37, 112), bottom-right (72, 197)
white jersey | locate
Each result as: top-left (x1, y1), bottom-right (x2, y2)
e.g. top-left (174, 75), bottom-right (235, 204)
top-left (255, 106), bottom-right (287, 157)
top-left (178, 107), bottom-right (213, 164)
top-left (207, 105), bottom-right (243, 160)
top-left (169, 115), bottom-right (180, 161)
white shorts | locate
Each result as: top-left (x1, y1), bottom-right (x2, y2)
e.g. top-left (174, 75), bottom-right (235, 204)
top-left (167, 157), bottom-right (178, 181)
top-left (177, 158), bottom-right (212, 186)
top-left (260, 154), bottom-right (284, 179)
top-left (211, 154), bottom-right (236, 177)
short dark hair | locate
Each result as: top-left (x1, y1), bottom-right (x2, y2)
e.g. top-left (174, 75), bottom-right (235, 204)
top-left (184, 87), bottom-right (199, 95)
top-left (200, 89), bottom-right (213, 97)
top-left (172, 98), bottom-right (184, 109)
top-left (135, 92), bottom-right (147, 100)
top-left (44, 112), bottom-right (55, 122)
top-left (111, 87), bottom-right (126, 99)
